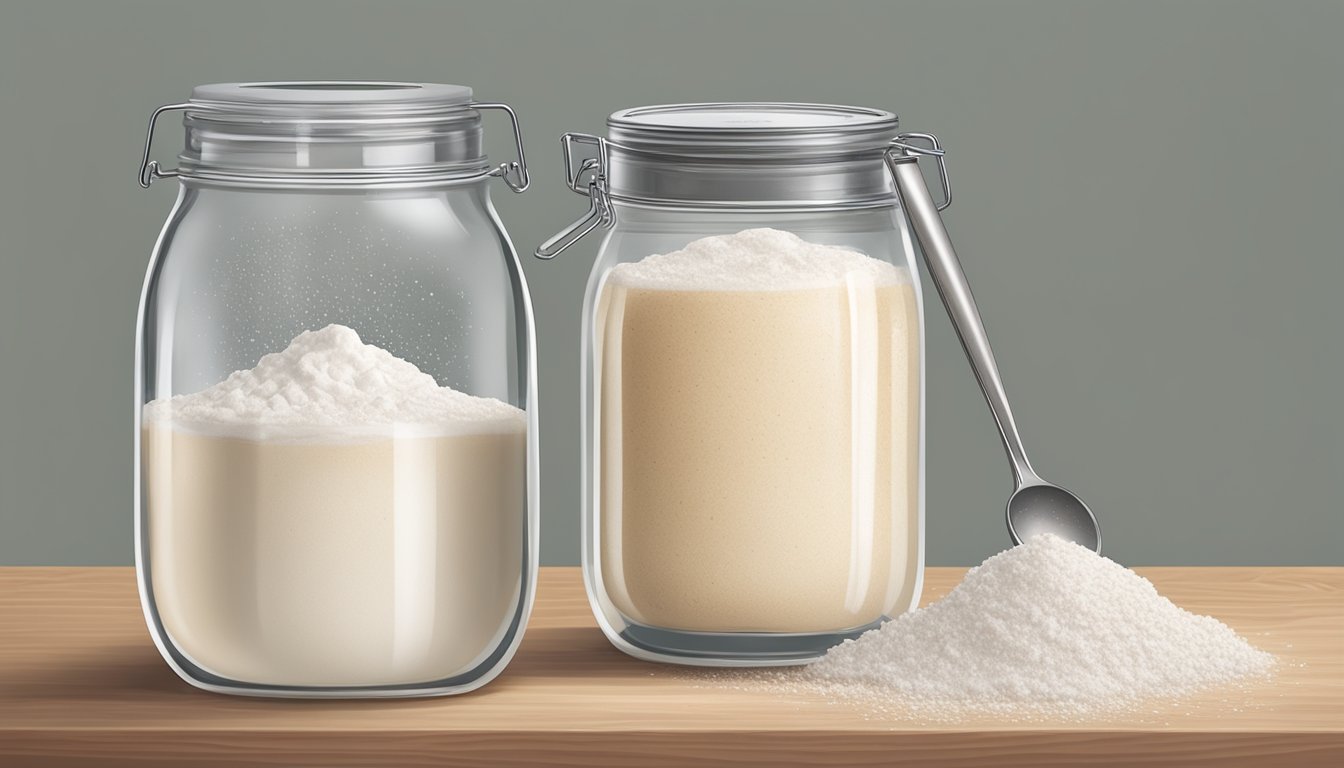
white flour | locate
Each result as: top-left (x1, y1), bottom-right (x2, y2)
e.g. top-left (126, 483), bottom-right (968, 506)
top-left (142, 325), bottom-right (527, 687)
top-left (799, 534), bottom-right (1275, 717)
top-left (144, 324), bottom-right (522, 439)
top-left (596, 228), bottom-right (922, 634)
top-left (608, 228), bottom-right (906, 290)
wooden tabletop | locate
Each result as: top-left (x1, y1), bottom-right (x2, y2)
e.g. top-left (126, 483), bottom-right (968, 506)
top-left (0, 566), bottom-right (1340, 767)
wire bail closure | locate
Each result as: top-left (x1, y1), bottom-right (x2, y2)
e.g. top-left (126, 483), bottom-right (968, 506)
top-left (534, 133), bottom-right (614, 260)
top-left (888, 132), bottom-right (952, 212)
top-left (136, 100), bottom-right (529, 192)
top-left (137, 103), bottom-right (192, 188)
top-left (535, 126), bottom-right (953, 260)
top-left (472, 102), bottom-right (531, 193)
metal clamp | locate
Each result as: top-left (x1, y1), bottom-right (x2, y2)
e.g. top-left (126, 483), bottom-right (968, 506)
top-left (137, 103), bottom-right (192, 188)
top-left (889, 132), bottom-right (951, 211)
top-left (535, 132), bottom-right (614, 259)
top-left (560, 132), bottom-right (608, 195)
top-left (472, 102), bottom-right (530, 193)
top-left (535, 178), bottom-right (613, 260)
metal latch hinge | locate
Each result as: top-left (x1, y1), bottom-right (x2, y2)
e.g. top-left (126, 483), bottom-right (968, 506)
top-left (888, 132), bottom-right (952, 212)
top-left (472, 102), bottom-right (531, 193)
top-left (535, 133), bottom-right (614, 259)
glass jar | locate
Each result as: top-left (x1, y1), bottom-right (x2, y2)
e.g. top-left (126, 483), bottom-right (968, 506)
top-left (538, 103), bottom-right (937, 665)
top-left (134, 82), bottom-right (537, 697)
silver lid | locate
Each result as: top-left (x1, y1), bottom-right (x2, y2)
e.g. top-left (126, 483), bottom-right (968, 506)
top-left (600, 102), bottom-right (899, 207)
top-left (538, 106), bottom-right (950, 260)
top-left (138, 82), bottom-right (528, 191)
top-left (608, 103), bottom-right (899, 159)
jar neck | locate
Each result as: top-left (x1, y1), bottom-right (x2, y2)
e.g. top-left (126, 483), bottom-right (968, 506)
top-left (605, 145), bottom-right (897, 209)
top-left (178, 111), bottom-right (490, 185)
top-left (605, 200), bottom-right (899, 228)
top-left (179, 174), bottom-right (498, 196)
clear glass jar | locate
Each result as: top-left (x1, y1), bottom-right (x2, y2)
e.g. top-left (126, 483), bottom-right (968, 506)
top-left (134, 82), bottom-right (537, 697)
top-left (538, 104), bottom-right (928, 665)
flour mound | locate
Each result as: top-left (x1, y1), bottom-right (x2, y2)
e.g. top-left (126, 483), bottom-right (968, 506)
top-left (805, 534), bottom-right (1275, 716)
top-left (143, 324), bottom-right (523, 439)
top-left (608, 228), bottom-right (908, 290)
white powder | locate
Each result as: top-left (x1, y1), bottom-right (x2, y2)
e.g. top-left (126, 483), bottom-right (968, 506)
top-left (608, 228), bottom-right (908, 290)
top-left (595, 228), bottom-right (922, 635)
top-left (142, 324), bottom-right (528, 687)
top-left (143, 324), bottom-right (523, 440)
top-left (800, 534), bottom-right (1275, 717)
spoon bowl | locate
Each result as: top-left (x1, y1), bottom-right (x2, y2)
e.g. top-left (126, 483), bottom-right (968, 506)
top-left (1006, 484), bottom-right (1100, 552)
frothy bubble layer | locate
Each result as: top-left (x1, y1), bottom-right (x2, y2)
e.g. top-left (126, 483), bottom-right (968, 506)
top-left (608, 228), bottom-right (908, 291)
top-left (142, 324), bottom-right (524, 440)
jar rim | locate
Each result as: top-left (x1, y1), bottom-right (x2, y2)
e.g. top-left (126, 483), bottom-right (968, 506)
top-left (188, 81), bottom-right (475, 118)
top-left (607, 102), bottom-right (899, 159)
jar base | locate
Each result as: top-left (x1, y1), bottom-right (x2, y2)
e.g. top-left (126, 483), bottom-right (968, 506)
top-left (148, 638), bottom-right (520, 699)
top-left (607, 617), bottom-right (887, 667)
top-left (140, 573), bottom-right (535, 699)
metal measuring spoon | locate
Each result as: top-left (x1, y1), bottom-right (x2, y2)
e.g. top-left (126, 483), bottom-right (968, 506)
top-left (887, 135), bottom-right (1101, 552)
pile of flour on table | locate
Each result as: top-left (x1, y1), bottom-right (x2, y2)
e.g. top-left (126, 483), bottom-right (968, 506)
top-left (797, 534), bottom-right (1275, 718)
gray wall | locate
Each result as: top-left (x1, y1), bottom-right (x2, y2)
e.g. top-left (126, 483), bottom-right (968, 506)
top-left (1, 0), bottom-right (1340, 567)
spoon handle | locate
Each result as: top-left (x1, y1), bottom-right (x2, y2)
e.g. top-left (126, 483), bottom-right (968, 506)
top-left (888, 152), bottom-right (1039, 487)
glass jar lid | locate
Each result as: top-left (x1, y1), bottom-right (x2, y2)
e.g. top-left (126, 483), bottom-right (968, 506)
top-left (538, 103), bottom-right (951, 260)
top-left (187, 81), bottom-right (474, 115)
top-left (536, 102), bottom-right (914, 259)
top-left (137, 81), bottom-right (528, 191)
top-left (598, 102), bottom-right (901, 209)
top-left (607, 102), bottom-right (899, 159)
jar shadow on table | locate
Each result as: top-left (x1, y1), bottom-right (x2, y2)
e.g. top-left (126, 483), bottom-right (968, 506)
top-left (1, 631), bottom-right (1291, 730)
top-left (1, 626), bottom-right (668, 710)
top-left (1, 643), bottom-right (476, 714)
top-left (2, 643), bottom-right (194, 702)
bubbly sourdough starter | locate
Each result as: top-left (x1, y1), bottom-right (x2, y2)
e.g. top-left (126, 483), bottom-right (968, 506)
top-left (596, 229), bottom-right (921, 634)
top-left (142, 325), bottom-right (526, 687)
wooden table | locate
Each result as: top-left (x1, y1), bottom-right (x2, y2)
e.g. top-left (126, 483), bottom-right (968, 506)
top-left (0, 567), bottom-right (1339, 766)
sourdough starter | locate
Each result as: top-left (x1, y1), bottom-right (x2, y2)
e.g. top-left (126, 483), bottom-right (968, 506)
top-left (142, 325), bottom-right (525, 687)
top-left (595, 229), bottom-right (921, 633)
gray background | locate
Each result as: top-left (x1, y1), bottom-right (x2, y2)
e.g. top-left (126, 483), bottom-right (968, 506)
top-left (1, 0), bottom-right (1340, 567)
